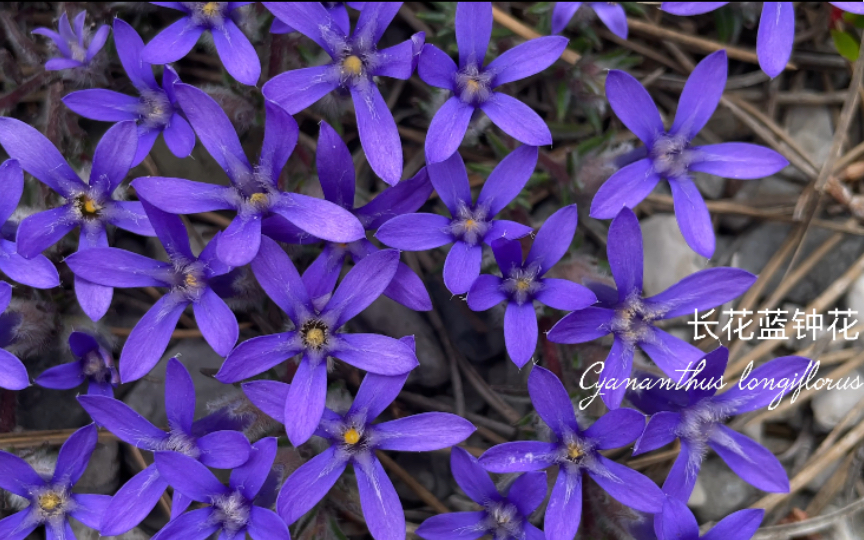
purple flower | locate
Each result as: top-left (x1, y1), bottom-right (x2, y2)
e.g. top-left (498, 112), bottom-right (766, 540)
top-left (480, 366), bottom-right (663, 540)
top-left (262, 2), bottom-right (424, 186)
top-left (418, 3), bottom-right (567, 164)
top-left (141, 2), bottom-right (260, 85)
top-left (416, 447), bottom-right (546, 540)
top-left (62, 19), bottom-right (194, 167)
top-left (467, 205), bottom-right (597, 367)
top-left (548, 208), bottom-right (756, 409)
top-left (65, 201), bottom-right (238, 382)
top-left (0, 282), bottom-right (29, 391)
top-left (133, 83), bottom-right (365, 267)
top-left (656, 497), bottom-right (763, 540)
top-left (0, 160), bottom-right (60, 290)
top-left (77, 358), bottom-right (252, 536)
top-left (0, 424), bottom-right (111, 539)
top-left (262, 120), bottom-right (433, 310)
top-left (35, 331), bottom-right (118, 397)
top-left (552, 2), bottom-right (628, 39)
top-left (153, 437), bottom-right (290, 540)
top-left (831, 2), bottom-right (864, 15)
top-left (376, 146), bottom-right (537, 295)
top-left (242, 356), bottom-right (476, 540)
top-left (629, 347), bottom-right (811, 501)
top-left (590, 50), bottom-right (788, 257)
top-left (661, 3), bottom-right (795, 78)
top-left (0, 120), bottom-right (156, 320)
top-left (270, 1), bottom-right (361, 34)
top-left (216, 238), bottom-right (419, 445)
top-left (32, 11), bottom-right (109, 71)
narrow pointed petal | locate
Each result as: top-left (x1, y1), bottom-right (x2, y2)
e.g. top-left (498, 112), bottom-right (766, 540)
top-left (670, 50), bottom-right (727, 140)
top-left (627, 372), bottom-right (690, 415)
top-left (85, 25), bottom-right (111, 62)
top-left (450, 447), bottom-right (500, 504)
top-left (444, 241), bottom-right (482, 295)
top-left (709, 424), bottom-right (789, 492)
top-left (163, 113), bottom-right (196, 159)
top-left (355, 457), bottom-right (405, 540)
top-left (317, 120), bottom-right (356, 209)
top-left (35, 361), bottom-right (85, 391)
top-left (355, 167), bottom-right (433, 230)
top-left (131, 177), bottom-right (234, 213)
top-left (212, 19), bottom-right (260, 85)
top-left (589, 455), bottom-right (664, 512)
top-left (831, 2), bottom-right (864, 14)
top-left (528, 366), bottom-right (580, 437)
top-left (374, 413), bottom-right (476, 451)
top-left (467, 274), bottom-right (506, 311)
top-left (350, 84), bottom-right (401, 186)
top-left (593, 2), bottom-right (628, 39)
top-left (526, 204), bottom-right (578, 276)
top-left (425, 96), bottom-right (474, 164)
top-left (417, 43), bottom-right (458, 91)
top-left (455, 2), bottom-right (492, 67)
top-left (217, 332), bottom-right (301, 383)
top-left (536, 278), bottom-right (597, 311)
top-left (479, 441), bottom-right (558, 473)
top-left (132, 126), bottom-right (160, 167)
top-left (0, 241), bottom-right (60, 289)
top-left (70, 494), bottom-right (111, 529)
top-left (713, 355), bottom-right (813, 414)
top-left (599, 337), bottom-right (635, 409)
top-left (547, 307), bottom-right (615, 344)
top-left (584, 408), bottom-right (645, 449)
top-left (277, 445), bottom-right (348, 524)
top-left (0, 453), bottom-right (44, 496)
top-left (689, 142), bottom-right (789, 179)
top-left (634, 411), bottom-right (681, 455)
top-left (552, 3), bottom-right (582, 34)
top-left (103, 200), bottom-right (157, 236)
top-left (333, 333), bottom-right (419, 375)
top-left (165, 358), bottom-right (195, 433)
top-left (661, 2), bottom-right (728, 15)
top-left (302, 245), bottom-right (344, 301)
top-left (383, 260), bottom-right (433, 311)
top-left (141, 18), bottom-right (204, 64)
top-left (0, 511), bottom-right (37, 540)
top-left (477, 145), bottom-right (538, 216)
top-left (0, 346), bottom-right (27, 391)
top-left (654, 497), bottom-right (700, 540)
top-left (504, 301), bottom-right (538, 368)
top-left (483, 219), bottom-right (533, 243)
top-left (141, 199), bottom-right (194, 261)
top-left (53, 424), bottom-right (97, 485)
top-left (427, 150), bottom-right (471, 217)
top-left (639, 327), bottom-right (704, 380)
top-left (77, 395), bottom-right (166, 450)
top-left (119, 295), bottom-right (187, 382)
top-left (262, 65), bottom-right (340, 114)
top-left (486, 36), bottom-right (568, 86)
top-left (670, 176), bottom-right (715, 258)
top-left (65, 247), bottom-right (172, 288)
top-left (702, 509), bottom-right (765, 540)
top-left (757, 2), bottom-right (794, 78)
top-left (248, 506), bottom-right (292, 540)
top-left (284, 359), bottom-right (328, 446)
top-left (546, 469), bottom-right (583, 540)
top-left (196, 430), bottom-right (253, 468)
top-left (480, 93), bottom-right (552, 146)
top-left (685, 346), bottom-right (728, 403)
top-left (415, 512), bottom-right (486, 540)
top-left (508, 470), bottom-right (547, 517)
top-left (230, 437), bottom-right (278, 500)
top-left (371, 37), bottom-right (417, 80)
top-left (645, 267), bottom-right (756, 320)
top-left (62, 90), bottom-right (140, 121)
top-left (242, 380), bottom-right (290, 423)
top-left (263, 2), bottom-right (343, 56)
top-left (113, 19), bottom-right (158, 91)
top-left (15, 207), bottom-right (77, 259)
top-left (217, 215), bottom-right (262, 267)
top-left (250, 236), bottom-right (313, 321)
top-left (662, 438), bottom-right (700, 501)
top-left (326, 249), bottom-right (400, 326)
top-left (589, 158), bottom-right (660, 219)
top-left (606, 70), bottom-right (664, 146)
top-left (490, 237), bottom-right (524, 276)
top-left (273, 192), bottom-right (365, 243)
top-left (155, 451), bottom-right (227, 502)
top-left (354, 2), bottom-right (402, 44)
top-left (0, 160), bottom-right (23, 225)
top-left (152, 508), bottom-right (219, 540)
top-left (193, 288), bottom-right (238, 356)
top-left (375, 213), bottom-right (453, 250)
top-left (90, 121), bottom-right (137, 194)
top-left (349, 371), bottom-right (409, 422)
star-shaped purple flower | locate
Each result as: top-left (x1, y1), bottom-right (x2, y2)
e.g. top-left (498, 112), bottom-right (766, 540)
top-left (480, 366), bottom-right (663, 540)
top-left (0, 119), bottom-right (156, 320)
top-left (467, 204), bottom-right (597, 367)
top-left (376, 146), bottom-right (537, 295)
top-left (0, 424), bottom-right (111, 540)
top-left (242, 354), bottom-right (476, 540)
top-left (153, 437), bottom-right (290, 540)
top-left (62, 19), bottom-right (194, 167)
top-left (0, 281), bottom-right (29, 391)
top-left (65, 201), bottom-right (238, 382)
top-left (548, 208), bottom-right (756, 409)
top-left (552, 2), bottom-right (628, 39)
top-left (262, 120), bottom-right (433, 311)
top-left (0, 160), bottom-right (60, 290)
top-left (270, 1), bottom-right (361, 34)
top-left (141, 2), bottom-right (260, 86)
top-left (262, 2), bottom-right (424, 186)
top-left (656, 497), bottom-right (763, 540)
top-left (32, 11), bottom-right (109, 71)
top-left (416, 447), bottom-right (546, 540)
top-left (77, 358), bottom-right (252, 536)
top-left (590, 50), bottom-right (788, 257)
top-left (35, 331), bottom-right (118, 397)
top-left (419, 2), bottom-right (567, 164)
top-left (630, 347), bottom-right (810, 501)
top-left (133, 83), bottom-right (365, 267)
top-left (217, 237), bottom-right (419, 446)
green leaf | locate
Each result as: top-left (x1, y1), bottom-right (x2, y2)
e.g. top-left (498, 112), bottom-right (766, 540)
top-left (714, 5), bottom-right (741, 44)
top-left (842, 12), bottom-right (864, 29)
top-left (556, 81), bottom-right (572, 122)
top-left (832, 29), bottom-right (860, 62)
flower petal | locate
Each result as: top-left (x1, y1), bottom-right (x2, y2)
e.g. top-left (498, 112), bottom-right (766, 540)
top-left (326, 248), bottom-right (400, 326)
top-left (212, 19), bottom-right (260, 85)
top-left (383, 259), bottom-right (433, 311)
top-left (355, 167), bottom-right (434, 230)
top-left (250, 236), bottom-right (313, 322)
top-left (53, 424), bottom-right (97, 485)
top-left (242, 380), bottom-right (290, 423)
top-left (689, 142), bottom-right (789, 179)
top-left (508, 471), bottom-right (547, 516)
top-left (449, 447), bottom-right (500, 505)
top-left (444, 241), bottom-right (482, 295)
top-left (479, 441), bottom-right (558, 473)
top-left (455, 2), bottom-right (492, 67)
top-left (302, 244), bottom-right (345, 301)
top-left (333, 333), bottom-right (419, 375)
top-left (371, 37), bottom-right (417, 80)
top-left (15, 206), bottom-right (77, 259)
top-left (65, 247), bottom-right (171, 288)
top-left (661, 438), bottom-right (700, 501)
top-left (355, 456), bottom-right (405, 540)
top-left (353, 1), bottom-right (402, 44)
top-left (713, 355), bottom-right (813, 414)
top-left (654, 497), bottom-right (700, 540)
top-left (375, 213), bottom-right (453, 250)
top-left (132, 177), bottom-right (235, 214)
top-left (262, 64), bottom-right (340, 114)
top-left (547, 307), bottom-right (615, 344)
top-left (428, 149), bottom-right (472, 217)
top-left (155, 451), bottom-right (227, 502)
top-left (113, 19), bottom-right (158, 91)
top-left (0, 452), bottom-right (44, 496)
top-left (0, 160), bottom-right (23, 225)
top-left (165, 358), bottom-right (195, 433)
top-left (348, 371), bottom-right (409, 422)
top-left (605, 70), bottom-right (663, 146)
top-left (467, 274), bottom-right (506, 311)
top-left (599, 337), bottom-right (635, 409)
top-left (415, 512), bottom-right (487, 540)
top-left (584, 408), bottom-right (645, 449)
top-left (277, 445), bottom-right (348, 524)
top-left (316, 120), bottom-right (356, 209)
top-left (831, 2), bottom-right (864, 15)
top-left (228, 437), bottom-right (278, 500)
top-left (590, 158), bottom-right (660, 219)
top-left (545, 469), bottom-right (583, 540)
top-left (552, 2), bottom-right (582, 34)
top-left (141, 17), bottom-right (204, 64)
top-left (702, 508), bottom-right (765, 540)
top-left (163, 113), bottom-right (196, 159)
top-left (152, 508), bottom-right (219, 540)
top-left (646, 267), bottom-right (756, 320)
top-left (350, 83), bottom-right (402, 186)
top-left (661, 2), bottom-right (728, 15)
top-left (69, 493), bottom-right (111, 529)
top-left (670, 176), bottom-right (715, 258)
top-left (196, 430), bottom-right (252, 468)
top-left (62, 90), bottom-right (140, 121)
top-left (670, 50), bottom-right (727, 140)
top-left (480, 93), bottom-right (552, 146)
top-left (634, 411), bottom-right (681, 456)
top-left (504, 301), bottom-right (538, 368)
top-left (486, 36), bottom-right (568, 86)
top-left (273, 192), bottom-right (365, 243)
top-left (525, 204), bottom-right (578, 276)
top-left (757, 2), bottom-right (794, 78)
top-left (709, 424), bottom-right (789, 492)
top-left (0, 240), bottom-right (60, 289)
top-left (248, 506), bottom-right (292, 540)
top-left (639, 326), bottom-right (704, 380)
top-left (119, 295), bottom-right (188, 382)
top-left (528, 366), bottom-right (580, 437)
top-left (374, 413), bottom-right (476, 451)
top-left (99, 464), bottom-right (169, 535)
top-left (284, 358), bottom-right (328, 446)
top-left (477, 145), bottom-right (537, 216)
top-left (217, 332), bottom-right (302, 383)
top-left (589, 455), bottom-right (664, 512)
top-left (77, 395), bottom-right (166, 450)
top-left (85, 25), bottom-right (110, 62)
top-left (263, 2), bottom-right (343, 55)
top-left (425, 96), bottom-right (475, 164)
top-left (35, 361), bottom-right (85, 391)
top-left (483, 219), bottom-right (533, 243)
top-left (593, 2), bottom-right (629, 39)
top-left (142, 199), bottom-right (194, 261)
top-left (417, 43), bottom-right (457, 91)
top-left (535, 278), bottom-right (597, 311)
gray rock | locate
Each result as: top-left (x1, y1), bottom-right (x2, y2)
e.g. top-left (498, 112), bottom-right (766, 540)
top-left (70, 519), bottom-right (151, 539)
top-left (428, 279), bottom-right (506, 364)
top-left (692, 171), bottom-right (726, 200)
top-left (782, 106), bottom-right (833, 182)
top-left (812, 368), bottom-right (864, 432)
top-left (75, 440), bottom-right (120, 494)
top-left (392, 452), bottom-right (453, 504)
top-left (641, 214), bottom-right (707, 297)
top-left (723, 175), bottom-right (799, 231)
top-left (353, 295), bottom-right (451, 388)
top-left (122, 338), bottom-right (233, 428)
top-left (691, 458), bottom-right (755, 522)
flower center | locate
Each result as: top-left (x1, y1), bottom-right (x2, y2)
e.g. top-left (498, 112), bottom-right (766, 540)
top-left (455, 64), bottom-right (493, 105)
top-left (184, 273), bottom-right (199, 288)
top-left (202, 2), bottom-right (220, 16)
top-left (342, 55), bottom-right (364, 76)
top-left (343, 427), bottom-right (360, 445)
top-left (484, 501), bottom-right (523, 538)
top-left (301, 320), bottom-right (329, 350)
top-left (82, 350), bottom-right (106, 377)
top-left (501, 267), bottom-right (542, 306)
top-left (38, 493), bottom-right (62, 512)
top-left (162, 429), bottom-right (201, 458)
top-left (566, 442), bottom-right (583, 460)
top-left (610, 296), bottom-right (666, 345)
top-left (249, 192), bottom-right (269, 208)
top-left (73, 194), bottom-right (102, 220)
top-left (449, 204), bottom-right (490, 246)
top-left (649, 133), bottom-right (695, 179)
top-left (212, 491), bottom-right (250, 533)
top-left (139, 91), bottom-right (173, 129)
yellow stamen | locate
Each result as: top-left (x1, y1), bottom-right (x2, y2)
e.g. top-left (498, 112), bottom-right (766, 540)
top-left (306, 328), bottom-right (325, 348)
top-left (202, 2), bottom-right (220, 17)
top-left (342, 55), bottom-right (363, 76)
top-left (567, 442), bottom-right (582, 460)
top-left (464, 219), bottom-right (477, 230)
top-left (185, 274), bottom-right (199, 288)
top-left (343, 427), bottom-right (360, 445)
top-left (516, 279), bottom-right (531, 292)
top-left (249, 193), bottom-right (268, 206)
top-left (466, 79), bottom-right (480, 92)
top-left (39, 493), bottom-right (62, 512)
